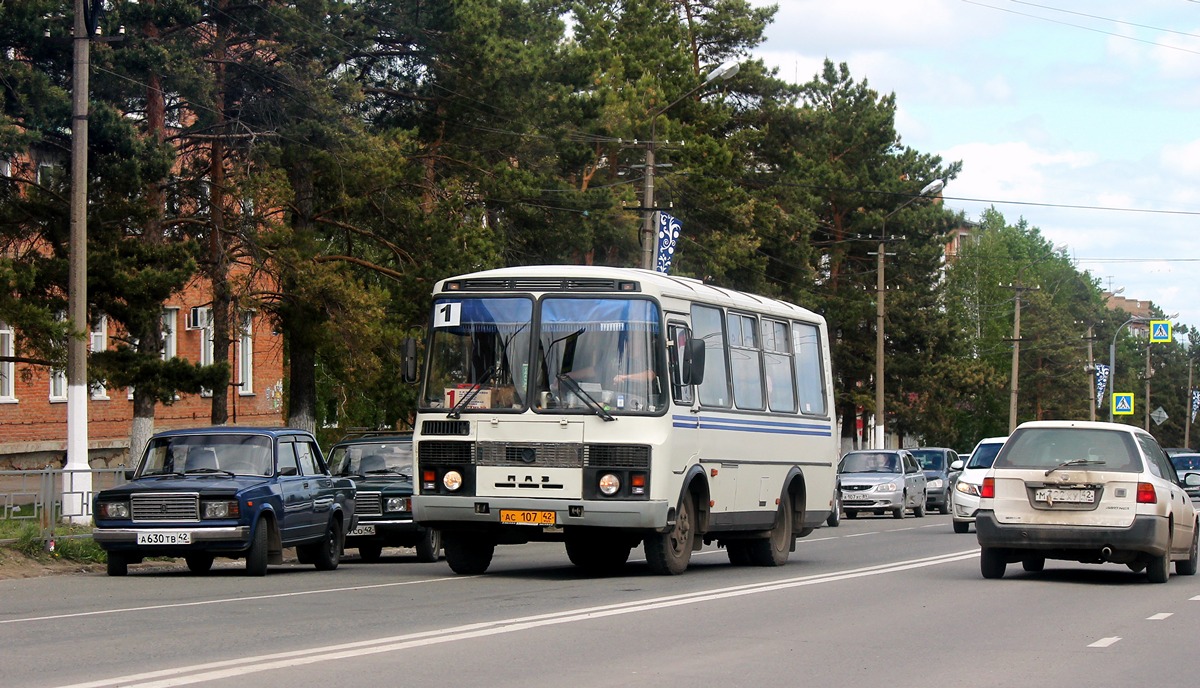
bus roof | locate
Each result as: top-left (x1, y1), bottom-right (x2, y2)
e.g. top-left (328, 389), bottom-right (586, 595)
top-left (434, 265), bottom-right (823, 322)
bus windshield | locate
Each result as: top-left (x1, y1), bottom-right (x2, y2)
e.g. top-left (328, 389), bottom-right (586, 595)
top-left (534, 297), bottom-right (665, 415)
top-left (422, 297), bottom-right (533, 411)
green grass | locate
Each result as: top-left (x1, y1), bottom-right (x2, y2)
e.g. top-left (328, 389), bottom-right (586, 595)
top-left (1, 518), bottom-right (107, 564)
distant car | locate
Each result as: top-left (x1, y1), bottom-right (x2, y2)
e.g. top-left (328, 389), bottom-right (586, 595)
top-left (1164, 447), bottom-right (1196, 457)
top-left (909, 447), bottom-right (960, 515)
top-left (951, 436), bottom-right (1007, 533)
top-left (327, 432), bottom-right (441, 562)
top-left (975, 420), bottom-right (1200, 582)
top-left (1170, 453), bottom-right (1200, 500)
top-left (839, 450), bottom-right (928, 519)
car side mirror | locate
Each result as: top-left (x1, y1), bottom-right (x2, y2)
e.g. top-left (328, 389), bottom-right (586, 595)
top-left (681, 337), bottom-right (705, 386)
top-left (950, 460), bottom-right (964, 471)
top-left (400, 337), bottom-right (419, 384)
top-left (1185, 473), bottom-right (1200, 487)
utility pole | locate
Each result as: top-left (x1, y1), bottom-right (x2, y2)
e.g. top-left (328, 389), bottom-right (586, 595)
top-left (1186, 359), bottom-right (1194, 449)
top-left (1005, 283), bottom-right (1037, 433)
top-left (640, 142), bottom-right (656, 270)
top-left (1144, 344), bottom-right (1152, 431)
top-left (1085, 324), bottom-right (1097, 422)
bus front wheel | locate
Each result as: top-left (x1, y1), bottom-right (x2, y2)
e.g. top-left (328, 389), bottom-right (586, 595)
top-left (645, 494), bottom-right (696, 575)
top-left (443, 532), bottom-right (495, 575)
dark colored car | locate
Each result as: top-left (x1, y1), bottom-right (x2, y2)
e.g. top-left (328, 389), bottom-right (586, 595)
top-left (1170, 453), bottom-right (1200, 500)
top-left (327, 432), bottom-right (441, 562)
top-left (93, 427), bottom-right (356, 576)
top-left (908, 447), bottom-right (960, 515)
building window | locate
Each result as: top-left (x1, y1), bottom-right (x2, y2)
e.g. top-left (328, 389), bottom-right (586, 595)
top-left (197, 308), bottom-right (214, 398)
top-left (238, 311), bottom-right (254, 396)
top-left (50, 368), bottom-right (67, 402)
top-left (161, 308), bottom-right (178, 360)
top-left (0, 321), bottom-right (15, 402)
top-left (90, 315), bottom-right (109, 400)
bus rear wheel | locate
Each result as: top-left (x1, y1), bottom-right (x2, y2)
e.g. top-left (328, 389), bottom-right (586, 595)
top-left (443, 532), bottom-right (495, 575)
top-left (645, 494), bottom-right (696, 575)
top-left (747, 500), bottom-right (793, 567)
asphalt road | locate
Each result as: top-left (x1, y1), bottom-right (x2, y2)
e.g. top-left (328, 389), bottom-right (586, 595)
top-left (3, 513), bottom-right (1199, 688)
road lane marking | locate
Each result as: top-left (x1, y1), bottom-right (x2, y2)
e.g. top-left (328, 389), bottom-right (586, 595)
top-left (844, 532), bottom-right (878, 537)
top-left (55, 548), bottom-right (980, 688)
top-left (1088, 637), bottom-right (1122, 648)
top-left (1147, 612), bottom-right (1173, 620)
top-left (0, 576), bottom-right (471, 626)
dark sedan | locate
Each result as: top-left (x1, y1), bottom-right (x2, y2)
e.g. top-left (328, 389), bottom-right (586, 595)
top-left (908, 447), bottom-right (960, 515)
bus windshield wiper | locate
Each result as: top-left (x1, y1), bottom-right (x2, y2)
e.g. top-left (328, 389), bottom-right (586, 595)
top-left (556, 373), bottom-right (616, 422)
top-left (447, 365), bottom-right (498, 419)
top-left (1045, 458), bottom-right (1105, 476)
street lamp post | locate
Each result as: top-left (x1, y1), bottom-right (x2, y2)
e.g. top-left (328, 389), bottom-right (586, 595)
top-left (873, 178), bottom-right (944, 449)
top-left (1107, 316), bottom-right (1151, 423)
top-left (640, 61), bottom-right (739, 270)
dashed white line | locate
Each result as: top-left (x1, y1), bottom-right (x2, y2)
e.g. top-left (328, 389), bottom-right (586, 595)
top-left (1147, 612), bottom-right (1173, 621)
top-left (1089, 637), bottom-right (1122, 648)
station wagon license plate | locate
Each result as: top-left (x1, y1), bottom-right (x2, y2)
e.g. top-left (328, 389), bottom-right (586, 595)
top-left (348, 525), bottom-right (376, 537)
top-left (1034, 488), bottom-right (1095, 504)
top-left (499, 509), bottom-right (556, 526)
top-left (137, 531), bottom-right (191, 545)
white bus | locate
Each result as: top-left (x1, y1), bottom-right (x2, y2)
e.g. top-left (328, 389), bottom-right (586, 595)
top-left (410, 265), bottom-right (839, 575)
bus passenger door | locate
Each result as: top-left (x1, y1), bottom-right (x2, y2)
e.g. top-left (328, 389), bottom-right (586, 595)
top-left (667, 320), bottom-right (710, 501)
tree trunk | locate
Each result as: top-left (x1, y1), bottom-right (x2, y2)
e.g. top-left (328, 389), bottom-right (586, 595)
top-left (284, 160), bottom-right (318, 432)
top-left (286, 328), bottom-right (317, 433)
top-left (208, 2), bottom-right (232, 425)
top-left (128, 394), bottom-right (156, 466)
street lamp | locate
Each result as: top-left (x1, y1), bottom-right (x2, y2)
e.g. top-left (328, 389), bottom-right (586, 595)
top-left (640, 61), bottom-right (740, 270)
top-left (874, 178), bottom-right (944, 449)
top-left (1104, 316), bottom-right (1152, 425)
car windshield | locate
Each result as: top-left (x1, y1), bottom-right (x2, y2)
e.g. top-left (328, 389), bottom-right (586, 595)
top-left (994, 428), bottom-right (1140, 472)
top-left (1170, 454), bottom-right (1200, 471)
top-left (422, 297), bottom-right (533, 412)
top-left (840, 452), bottom-right (900, 473)
top-left (910, 450), bottom-right (944, 471)
top-left (966, 441), bottom-right (1004, 469)
top-left (327, 440), bottom-right (413, 477)
top-left (138, 434), bottom-right (273, 477)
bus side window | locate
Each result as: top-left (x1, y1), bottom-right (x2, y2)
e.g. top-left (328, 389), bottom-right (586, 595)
top-left (690, 305), bottom-right (730, 408)
top-left (667, 323), bottom-right (694, 406)
top-left (792, 321), bottom-right (827, 416)
top-left (729, 313), bottom-right (764, 411)
top-left (763, 319), bottom-right (796, 413)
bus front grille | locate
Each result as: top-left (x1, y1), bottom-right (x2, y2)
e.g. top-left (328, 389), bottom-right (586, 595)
top-left (421, 420), bottom-right (470, 436)
top-left (419, 441), bottom-right (475, 465)
top-left (585, 444), bottom-right (651, 469)
top-left (477, 442), bottom-right (584, 468)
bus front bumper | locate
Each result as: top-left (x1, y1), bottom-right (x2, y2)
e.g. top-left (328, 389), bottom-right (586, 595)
top-left (414, 496), bottom-right (670, 531)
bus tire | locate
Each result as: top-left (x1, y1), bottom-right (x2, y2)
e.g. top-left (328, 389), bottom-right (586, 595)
top-left (645, 494), bottom-right (696, 575)
top-left (726, 541), bottom-right (753, 566)
top-left (444, 532), bottom-right (495, 575)
top-left (747, 501), bottom-right (792, 567)
top-left (565, 531), bottom-right (631, 575)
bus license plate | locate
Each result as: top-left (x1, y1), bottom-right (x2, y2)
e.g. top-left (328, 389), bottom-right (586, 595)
top-left (137, 531), bottom-right (191, 545)
top-left (499, 510), bottom-right (556, 526)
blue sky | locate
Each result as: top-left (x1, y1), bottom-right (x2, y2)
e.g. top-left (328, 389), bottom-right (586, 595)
top-left (752, 0), bottom-right (1200, 328)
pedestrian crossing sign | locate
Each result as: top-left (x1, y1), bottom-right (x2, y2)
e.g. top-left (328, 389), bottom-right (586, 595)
top-left (1113, 393), bottom-right (1134, 415)
top-left (1150, 320), bottom-right (1172, 343)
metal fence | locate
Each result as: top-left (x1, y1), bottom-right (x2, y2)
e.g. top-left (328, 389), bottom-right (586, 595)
top-left (0, 467), bottom-right (131, 546)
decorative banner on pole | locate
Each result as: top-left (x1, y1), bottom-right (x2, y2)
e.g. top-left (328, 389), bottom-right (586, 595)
top-left (1191, 389), bottom-right (1200, 423)
top-left (655, 211), bottom-right (681, 274)
top-left (1094, 363), bottom-right (1109, 409)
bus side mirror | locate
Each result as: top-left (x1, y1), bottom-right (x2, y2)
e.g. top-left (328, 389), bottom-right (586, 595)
top-left (681, 337), bottom-right (705, 386)
top-left (401, 337), bottom-right (419, 384)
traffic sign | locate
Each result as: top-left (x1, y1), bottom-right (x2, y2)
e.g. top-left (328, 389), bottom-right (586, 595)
top-left (1151, 406), bottom-right (1168, 426)
top-left (1113, 393), bottom-right (1135, 416)
top-left (1150, 320), bottom-right (1172, 343)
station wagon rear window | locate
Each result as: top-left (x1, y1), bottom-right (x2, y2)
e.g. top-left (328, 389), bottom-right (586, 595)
top-left (994, 428), bottom-right (1141, 473)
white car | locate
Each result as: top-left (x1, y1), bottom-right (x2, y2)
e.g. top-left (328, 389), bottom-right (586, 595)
top-left (975, 420), bottom-right (1200, 583)
top-left (950, 436), bottom-right (1007, 533)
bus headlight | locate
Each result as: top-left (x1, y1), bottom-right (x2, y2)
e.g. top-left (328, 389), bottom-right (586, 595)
top-left (598, 473), bottom-right (621, 496)
top-left (443, 471), bottom-right (463, 492)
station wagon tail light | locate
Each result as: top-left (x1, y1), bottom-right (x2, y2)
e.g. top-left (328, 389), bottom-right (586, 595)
top-left (98, 501), bottom-right (129, 519)
top-left (202, 500), bottom-right (240, 519)
top-left (980, 477), bottom-right (994, 499)
top-left (386, 497), bottom-right (411, 512)
top-left (1136, 482), bottom-right (1157, 504)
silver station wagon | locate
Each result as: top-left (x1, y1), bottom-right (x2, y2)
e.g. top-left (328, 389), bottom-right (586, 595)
top-left (975, 420), bottom-right (1200, 583)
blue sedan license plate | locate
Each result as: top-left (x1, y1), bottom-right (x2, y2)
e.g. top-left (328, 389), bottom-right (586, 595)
top-left (137, 531), bottom-right (191, 545)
